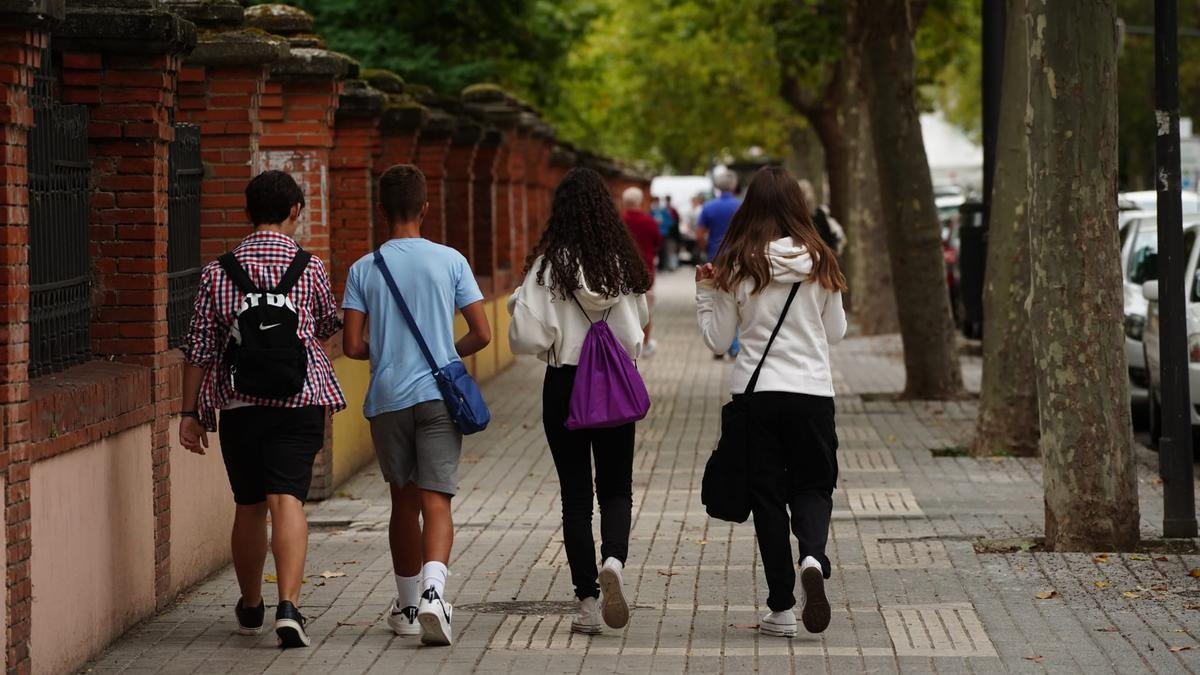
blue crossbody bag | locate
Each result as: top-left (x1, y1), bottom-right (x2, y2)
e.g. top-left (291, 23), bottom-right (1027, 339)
top-left (372, 250), bottom-right (491, 435)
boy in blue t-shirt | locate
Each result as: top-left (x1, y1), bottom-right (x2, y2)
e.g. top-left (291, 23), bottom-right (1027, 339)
top-left (342, 164), bottom-right (491, 647)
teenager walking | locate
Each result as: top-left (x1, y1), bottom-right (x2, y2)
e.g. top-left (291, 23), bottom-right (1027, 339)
top-left (621, 186), bottom-right (663, 356)
top-left (695, 166), bottom-right (847, 637)
top-left (509, 167), bottom-right (651, 635)
top-left (179, 170), bottom-right (346, 648)
top-left (341, 165), bottom-right (491, 647)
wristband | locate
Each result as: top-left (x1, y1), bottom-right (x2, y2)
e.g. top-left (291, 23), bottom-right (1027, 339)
top-left (180, 410), bottom-right (201, 421)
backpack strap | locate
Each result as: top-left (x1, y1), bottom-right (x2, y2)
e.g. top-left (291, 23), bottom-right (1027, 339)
top-left (218, 252), bottom-right (260, 294)
top-left (272, 250), bottom-right (313, 295)
top-left (744, 281), bottom-right (802, 395)
top-left (571, 294), bottom-right (613, 323)
top-left (373, 250), bottom-right (440, 375)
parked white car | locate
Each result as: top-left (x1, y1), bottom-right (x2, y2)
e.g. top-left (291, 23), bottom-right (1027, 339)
top-left (1141, 220), bottom-right (1200, 449)
top-left (1120, 212), bottom-right (1159, 403)
top-left (1119, 190), bottom-right (1200, 214)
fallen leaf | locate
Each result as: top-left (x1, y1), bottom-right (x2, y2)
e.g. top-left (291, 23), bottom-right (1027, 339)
top-left (1095, 627), bottom-right (1119, 633)
top-left (1025, 655), bottom-right (1045, 663)
top-left (696, 539), bottom-right (709, 545)
top-left (1130, 554), bottom-right (1151, 561)
top-left (1123, 591), bottom-right (1141, 599)
top-left (336, 621), bottom-right (360, 627)
top-left (1155, 556), bottom-right (1170, 562)
top-left (657, 569), bottom-right (679, 577)
top-left (264, 574), bottom-right (278, 584)
top-left (1094, 553), bottom-right (1110, 563)
top-left (730, 623), bottom-right (759, 630)
top-left (1169, 646), bottom-right (1193, 653)
top-left (1188, 568), bottom-right (1200, 578)
top-left (1035, 591), bottom-right (1058, 600)
top-left (313, 581), bottom-right (326, 587)
top-left (318, 570), bottom-right (347, 579)
top-left (1094, 581), bottom-right (1112, 589)
top-left (1151, 584), bottom-right (1170, 592)
top-left (334, 491), bottom-right (359, 500)
top-left (1185, 603), bottom-right (1200, 610)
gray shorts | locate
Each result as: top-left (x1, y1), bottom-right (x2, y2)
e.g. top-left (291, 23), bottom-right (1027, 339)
top-left (369, 401), bottom-right (462, 495)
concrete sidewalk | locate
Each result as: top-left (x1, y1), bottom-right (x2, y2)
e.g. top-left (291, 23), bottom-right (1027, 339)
top-left (87, 271), bottom-right (1200, 674)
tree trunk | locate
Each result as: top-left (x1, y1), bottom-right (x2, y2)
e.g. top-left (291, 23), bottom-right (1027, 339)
top-left (786, 124), bottom-right (826, 198)
top-left (842, 33), bottom-right (899, 335)
top-left (855, 0), bottom-right (963, 398)
top-left (809, 106), bottom-right (849, 227)
top-left (972, 0), bottom-right (1039, 457)
top-left (1026, 0), bottom-right (1138, 550)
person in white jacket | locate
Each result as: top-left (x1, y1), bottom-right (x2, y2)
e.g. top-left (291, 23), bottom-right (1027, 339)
top-left (508, 167), bottom-right (651, 636)
top-left (695, 166), bottom-right (847, 638)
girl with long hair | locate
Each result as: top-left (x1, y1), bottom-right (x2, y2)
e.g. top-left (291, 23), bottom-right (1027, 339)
top-left (696, 166), bottom-right (847, 637)
top-left (508, 167), bottom-right (651, 635)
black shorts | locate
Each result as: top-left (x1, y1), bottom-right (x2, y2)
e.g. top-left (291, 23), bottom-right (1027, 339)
top-left (218, 405), bottom-right (326, 505)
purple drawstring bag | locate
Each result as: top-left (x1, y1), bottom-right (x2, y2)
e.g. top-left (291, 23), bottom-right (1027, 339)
top-left (565, 297), bottom-right (651, 430)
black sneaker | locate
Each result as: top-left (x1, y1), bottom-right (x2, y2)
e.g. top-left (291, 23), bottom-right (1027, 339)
top-left (275, 601), bottom-right (311, 648)
top-left (235, 598), bottom-right (265, 635)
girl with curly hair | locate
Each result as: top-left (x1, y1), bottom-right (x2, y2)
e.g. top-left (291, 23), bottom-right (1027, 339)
top-left (696, 166), bottom-right (847, 638)
top-left (508, 167), bottom-right (650, 635)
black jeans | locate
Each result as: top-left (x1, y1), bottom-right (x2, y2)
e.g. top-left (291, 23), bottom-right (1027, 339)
top-left (740, 392), bottom-right (839, 612)
top-left (543, 365), bottom-right (635, 599)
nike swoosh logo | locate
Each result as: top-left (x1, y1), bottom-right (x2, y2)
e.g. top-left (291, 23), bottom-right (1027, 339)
top-left (259, 323), bottom-right (281, 330)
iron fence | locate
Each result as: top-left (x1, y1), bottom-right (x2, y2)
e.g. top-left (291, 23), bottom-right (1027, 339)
top-left (167, 123), bottom-right (202, 348)
top-left (28, 47), bottom-right (91, 377)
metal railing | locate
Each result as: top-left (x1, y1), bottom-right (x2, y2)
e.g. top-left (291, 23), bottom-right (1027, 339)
top-left (167, 123), bottom-right (203, 348)
top-left (28, 47), bottom-right (91, 377)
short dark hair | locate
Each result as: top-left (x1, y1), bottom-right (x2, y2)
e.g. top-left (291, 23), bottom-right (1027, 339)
top-left (245, 170), bottom-right (305, 226)
top-left (379, 164), bottom-right (427, 224)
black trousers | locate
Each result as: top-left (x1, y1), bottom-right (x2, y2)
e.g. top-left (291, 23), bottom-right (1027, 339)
top-left (740, 391), bottom-right (839, 612)
top-left (543, 365), bottom-right (635, 599)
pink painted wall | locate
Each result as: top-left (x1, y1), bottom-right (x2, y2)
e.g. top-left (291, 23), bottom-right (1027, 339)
top-left (168, 435), bottom-right (235, 596)
top-left (31, 425), bottom-right (155, 675)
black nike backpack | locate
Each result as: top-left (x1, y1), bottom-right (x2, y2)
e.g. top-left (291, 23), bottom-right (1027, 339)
top-left (218, 250), bottom-right (312, 399)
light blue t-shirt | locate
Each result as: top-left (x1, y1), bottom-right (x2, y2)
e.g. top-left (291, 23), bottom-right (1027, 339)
top-left (342, 239), bottom-right (484, 418)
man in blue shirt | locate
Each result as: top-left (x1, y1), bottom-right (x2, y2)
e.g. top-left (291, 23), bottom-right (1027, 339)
top-left (697, 170), bottom-right (742, 262)
top-left (697, 170), bottom-right (742, 357)
top-left (342, 164), bottom-right (491, 647)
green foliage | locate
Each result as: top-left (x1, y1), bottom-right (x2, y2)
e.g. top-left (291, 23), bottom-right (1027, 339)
top-left (917, 0), bottom-right (982, 140)
top-left (262, 0), bottom-right (596, 106)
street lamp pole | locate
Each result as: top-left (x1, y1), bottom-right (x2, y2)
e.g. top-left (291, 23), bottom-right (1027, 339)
top-left (1154, 0), bottom-right (1198, 539)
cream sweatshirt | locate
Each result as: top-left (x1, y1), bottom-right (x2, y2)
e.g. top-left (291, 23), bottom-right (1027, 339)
top-left (696, 238), bottom-right (847, 396)
top-left (507, 257), bottom-right (650, 366)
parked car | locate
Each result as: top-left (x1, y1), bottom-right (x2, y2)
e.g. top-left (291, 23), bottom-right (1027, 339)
top-left (1119, 189), bottom-right (1200, 214)
top-left (1141, 219), bottom-right (1200, 451)
top-left (1120, 212), bottom-right (1165, 404)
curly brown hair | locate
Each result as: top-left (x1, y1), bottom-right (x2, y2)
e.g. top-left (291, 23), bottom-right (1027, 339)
top-left (524, 167), bottom-right (651, 298)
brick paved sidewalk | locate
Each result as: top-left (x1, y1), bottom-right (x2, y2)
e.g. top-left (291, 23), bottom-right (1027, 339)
top-left (87, 271), bottom-right (1200, 674)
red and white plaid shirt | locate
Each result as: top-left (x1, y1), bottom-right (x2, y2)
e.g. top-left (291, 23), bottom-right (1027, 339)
top-left (182, 230), bottom-right (346, 431)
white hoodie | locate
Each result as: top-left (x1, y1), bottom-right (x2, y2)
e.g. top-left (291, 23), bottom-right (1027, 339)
top-left (508, 256), bottom-right (650, 366)
top-left (696, 237), bottom-right (847, 396)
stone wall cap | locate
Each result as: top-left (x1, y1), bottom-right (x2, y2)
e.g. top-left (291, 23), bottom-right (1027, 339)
top-left (419, 109), bottom-right (456, 139)
top-left (336, 79), bottom-right (385, 120)
top-left (162, 0), bottom-right (241, 28)
top-left (360, 68), bottom-right (404, 94)
top-left (271, 46), bottom-right (357, 81)
top-left (244, 3), bottom-right (313, 35)
top-left (55, 2), bottom-right (197, 55)
top-left (468, 102), bottom-right (521, 128)
top-left (451, 119), bottom-right (485, 146)
top-left (380, 101), bottom-right (428, 132)
top-left (0, 0), bottom-right (64, 24)
top-left (286, 32), bottom-right (325, 49)
top-left (461, 83), bottom-right (515, 105)
top-left (188, 27), bottom-right (288, 66)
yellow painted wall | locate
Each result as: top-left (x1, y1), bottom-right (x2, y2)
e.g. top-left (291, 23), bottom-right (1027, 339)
top-left (454, 312), bottom-right (475, 376)
top-left (331, 356), bottom-right (376, 486)
top-left (495, 292), bottom-right (514, 370)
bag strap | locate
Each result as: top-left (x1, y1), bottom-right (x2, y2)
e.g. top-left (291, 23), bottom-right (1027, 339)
top-left (272, 250), bottom-right (312, 295)
top-left (218, 252), bottom-right (260, 294)
top-left (373, 250), bottom-right (440, 375)
top-left (744, 281), bottom-right (802, 395)
top-left (571, 294), bottom-right (612, 324)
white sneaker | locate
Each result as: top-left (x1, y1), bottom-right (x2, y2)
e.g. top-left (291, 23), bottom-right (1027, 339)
top-left (417, 587), bottom-right (453, 646)
top-left (799, 564), bottom-right (830, 633)
top-left (570, 596), bottom-right (604, 635)
top-left (386, 596), bottom-right (421, 636)
top-left (597, 557), bottom-right (629, 629)
top-left (760, 609), bottom-right (797, 637)
top-left (643, 339), bottom-right (658, 357)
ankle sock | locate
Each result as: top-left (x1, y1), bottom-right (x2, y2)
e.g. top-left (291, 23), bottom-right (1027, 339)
top-left (800, 556), bottom-right (822, 573)
top-left (422, 561), bottom-right (448, 597)
top-left (395, 573), bottom-right (421, 608)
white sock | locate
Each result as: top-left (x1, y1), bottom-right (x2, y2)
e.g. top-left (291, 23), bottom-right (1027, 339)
top-left (801, 556), bottom-right (822, 572)
top-left (394, 573), bottom-right (421, 608)
top-left (422, 561), bottom-right (448, 598)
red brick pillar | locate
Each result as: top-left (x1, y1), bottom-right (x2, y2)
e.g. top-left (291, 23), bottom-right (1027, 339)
top-left (413, 111), bottom-right (453, 244)
top-left (55, 0), bottom-right (195, 613)
top-left (168, 6), bottom-right (287, 257)
top-left (507, 121), bottom-right (533, 278)
top-left (330, 79), bottom-right (383, 297)
top-left (470, 129), bottom-right (501, 298)
top-left (444, 121), bottom-right (482, 263)
top-left (0, 7), bottom-right (59, 669)
top-left (375, 101), bottom-right (425, 247)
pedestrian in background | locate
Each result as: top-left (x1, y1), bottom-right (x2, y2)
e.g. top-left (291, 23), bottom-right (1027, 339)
top-left (663, 195), bottom-right (682, 270)
top-left (797, 178), bottom-right (846, 255)
top-left (698, 170), bottom-right (743, 358)
top-left (508, 167), bottom-right (651, 636)
top-left (341, 165), bottom-right (492, 647)
top-left (621, 186), bottom-right (664, 356)
top-left (695, 166), bottom-right (847, 638)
